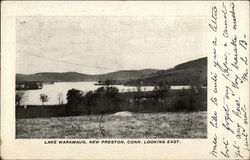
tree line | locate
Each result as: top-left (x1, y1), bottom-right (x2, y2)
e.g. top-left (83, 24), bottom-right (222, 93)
top-left (66, 86), bottom-right (122, 115)
top-left (16, 81), bottom-right (207, 116)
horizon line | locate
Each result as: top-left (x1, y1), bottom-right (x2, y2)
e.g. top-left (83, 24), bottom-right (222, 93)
top-left (17, 56), bottom-right (207, 75)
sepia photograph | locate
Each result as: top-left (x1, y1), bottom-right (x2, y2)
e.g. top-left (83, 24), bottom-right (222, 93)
top-left (15, 16), bottom-right (207, 139)
top-left (1, 1), bottom-right (249, 159)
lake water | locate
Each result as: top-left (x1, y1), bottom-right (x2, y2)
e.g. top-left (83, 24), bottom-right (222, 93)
top-left (22, 82), bottom-right (192, 105)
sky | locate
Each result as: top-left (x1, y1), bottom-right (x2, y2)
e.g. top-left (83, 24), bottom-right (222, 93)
top-left (16, 16), bottom-right (206, 75)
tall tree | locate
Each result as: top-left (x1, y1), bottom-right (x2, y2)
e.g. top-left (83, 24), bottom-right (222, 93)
top-left (85, 91), bottom-right (94, 115)
top-left (66, 89), bottom-right (84, 114)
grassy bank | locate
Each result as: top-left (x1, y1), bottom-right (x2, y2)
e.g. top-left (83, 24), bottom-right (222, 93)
top-left (16, 111), bottom-right (207, 138)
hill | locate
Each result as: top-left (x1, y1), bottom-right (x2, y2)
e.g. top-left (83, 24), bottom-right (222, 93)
top-left (16, 57), bottom-right (207, 85)
top-left (16, 72), bottom-right (92, 82)
top-left (16, 69), bottom-right (159, 82)
top-left (125, 57), bottom-right (207, 86)
top-left (96, 69), bottom-right (158, 81)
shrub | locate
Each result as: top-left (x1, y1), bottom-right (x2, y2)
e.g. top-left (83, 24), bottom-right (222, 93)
top-left (40, 94), bottom-right (49, 106)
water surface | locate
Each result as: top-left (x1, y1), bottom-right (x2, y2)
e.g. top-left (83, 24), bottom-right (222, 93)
top-left (23, 82), bottom-right (154, 105)
top-left (22, 82), bottom-right (192, 105)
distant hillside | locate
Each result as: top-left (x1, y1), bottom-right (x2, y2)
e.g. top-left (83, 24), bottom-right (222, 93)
top-left (16, 72), bottom-right (93, 82)
top-left (96, 69), bottom-right (159, 81)
top-left (125, 57), bottom-right (207, 86)
top-left (16, 57), bottom-right (207, 85)
top-left (16, 69), bottom-right (159, 82)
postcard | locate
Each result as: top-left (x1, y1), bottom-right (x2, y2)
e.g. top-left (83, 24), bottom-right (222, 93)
top-left (1, 1), bottom-right (249, 159)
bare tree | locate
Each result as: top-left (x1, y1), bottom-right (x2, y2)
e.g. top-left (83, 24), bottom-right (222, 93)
top-left (57, 93), bottom-right (64, 105)
top-left (136, 81), bottom-right (143, 92)
top-left (16, 91), bottom-right (25, 106)
top-left (136, 85), bottom-right (141, 92)
top-left (40, 94), bottom-right (49, 106)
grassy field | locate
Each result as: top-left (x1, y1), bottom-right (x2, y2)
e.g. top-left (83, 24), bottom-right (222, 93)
top-left (16, 111), bottom-right (207, 138)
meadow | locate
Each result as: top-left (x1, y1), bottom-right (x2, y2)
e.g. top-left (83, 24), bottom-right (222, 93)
top-left (16, 111), bottom-right (207, 139)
